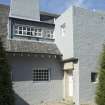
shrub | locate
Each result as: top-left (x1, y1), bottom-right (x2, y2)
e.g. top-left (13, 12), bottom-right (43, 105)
top-left (96, 44), bottom-right (105, 105)
top-left (0, 38), bottom-right (15, 105)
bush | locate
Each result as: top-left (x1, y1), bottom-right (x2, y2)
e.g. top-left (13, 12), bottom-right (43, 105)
top-left (0, 38), bottom-right (15, 105)
top-left (96, 44), bottom-right (105, 105)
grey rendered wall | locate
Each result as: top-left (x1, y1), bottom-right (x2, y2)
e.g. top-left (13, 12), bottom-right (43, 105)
top-left (54, 7), bottom-right (74, 60)
top-left (9, 0), bottom-right (40, 21)
top-left (73, 7), bottom-right (105, 104)
top-left (7, 54), bottom-right (63, 105)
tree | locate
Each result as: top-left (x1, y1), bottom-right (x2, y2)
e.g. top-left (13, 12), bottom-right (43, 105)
top-left (0, 38), bottom-right (15, 105)
top-left (96, 44), bottom-right (105, 105)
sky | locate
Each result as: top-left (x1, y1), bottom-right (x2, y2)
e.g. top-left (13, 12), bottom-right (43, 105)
top-left (0, 0), bottom-right (105, 14)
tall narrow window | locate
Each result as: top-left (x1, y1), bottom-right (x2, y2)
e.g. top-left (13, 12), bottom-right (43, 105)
top-left (91, 72), bottom-right (98, 83)
top-left (61, 23), bottom-right (66, 37)
top-left (33, 68), bottom-right (50, 81)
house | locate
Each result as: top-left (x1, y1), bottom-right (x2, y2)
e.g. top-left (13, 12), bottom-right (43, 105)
top-left (0, 0), bottom-right (65, 105)
top-left (1, 0), bottom-right (105, 105)
top-left (55, 6), bottom-right (105, 105)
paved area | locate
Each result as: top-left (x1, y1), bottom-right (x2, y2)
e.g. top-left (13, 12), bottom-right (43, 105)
top-left (37, 97), bottom-right (74, 105)
top-left (39, 102), bottom-right (74, 105)
top-left (39, 98), bottom-right (74, 105)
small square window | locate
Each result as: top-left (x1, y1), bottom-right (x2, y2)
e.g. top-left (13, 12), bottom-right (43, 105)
top-left (33, 68), bottom-right (50, 81)
top-left (19, 27), bottom-right (22, 30)
top-left (27, 32), bottom-right (31, 35)
top-left (91, 72), bottom-right (98, 83)
top-left (19, 31), bottom-right (22, 35)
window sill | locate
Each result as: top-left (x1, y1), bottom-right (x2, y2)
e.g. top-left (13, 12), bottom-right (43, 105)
top-left (14, 34), bottom-right (55, 40)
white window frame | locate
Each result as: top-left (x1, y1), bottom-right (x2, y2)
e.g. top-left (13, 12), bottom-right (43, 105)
top-left (14, 25), bottom-right (43, 37)
top-left (44, 30), bottom-right (53, 39)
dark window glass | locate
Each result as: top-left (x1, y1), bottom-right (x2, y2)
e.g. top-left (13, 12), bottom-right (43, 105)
top-left (27, 28), bottom-right (30, 31)
top-left (27, 32), bottom-right (31, 35)
top-left (23, 27), bottom-right (26, 30)
top-left (19, 31), bottom-right (22, 34)
top-left (91, 72), bottom-right (97, 82)
top-left (19, 27), bottom-right (22, 30)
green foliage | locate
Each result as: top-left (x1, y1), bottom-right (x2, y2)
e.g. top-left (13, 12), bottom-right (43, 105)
top-left (96, 44), bottom-right (105, 105)
top-left (0, 38), bottom-right (15, 105)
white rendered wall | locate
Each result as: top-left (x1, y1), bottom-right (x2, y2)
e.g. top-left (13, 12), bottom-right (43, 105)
top-left (54, 7), bottom-right (74, 60)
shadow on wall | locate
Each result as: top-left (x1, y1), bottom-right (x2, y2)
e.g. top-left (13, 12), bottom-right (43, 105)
top-left (15, 93), bottom-right (30, 105)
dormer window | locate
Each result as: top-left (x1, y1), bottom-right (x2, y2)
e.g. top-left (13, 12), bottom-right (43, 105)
top-left (13, 23), bottom-right (54, 42)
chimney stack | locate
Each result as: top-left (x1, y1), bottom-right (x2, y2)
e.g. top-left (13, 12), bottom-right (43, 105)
top-left (9, 0), bottom-right (40, 21)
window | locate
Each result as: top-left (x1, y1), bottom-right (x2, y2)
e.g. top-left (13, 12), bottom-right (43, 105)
top-left (34, 28), bottom-right (42, 37)
top-left (44, 30), bottom-right (53, 39)
top-left (14, 25), bottom-right (42, 37)
top-left (91, 72), bottom-right (98, 83)
top-left (33, 68), bottom-right (50, 81)
top-left (61, 23), bottom-right (66, 37)
top-left (14, 25), bottom-right (54, 39)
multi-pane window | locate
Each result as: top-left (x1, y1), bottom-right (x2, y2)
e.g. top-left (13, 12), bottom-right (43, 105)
top-left (14, 25), bottom-right (53, 39)
top-left (45, 30), bottom-right (53, 39)
top-left (91, 72), bottom-right (98, 83)
top-left (33, 68), bottom-right (49, 81)
top-left (44, 30), bottom-right (53, 39)
top-left (14, 25), bottom-right (42, 37)
top-left (34, 28), bottom-right (42, 37)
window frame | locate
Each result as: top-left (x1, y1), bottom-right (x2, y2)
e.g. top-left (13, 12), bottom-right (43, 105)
top-left (14, 24), bottom-right (43, 37)
top-left (44, 30), bottom-right (53, 39)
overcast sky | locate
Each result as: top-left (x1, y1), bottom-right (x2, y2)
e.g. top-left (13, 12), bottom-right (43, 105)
top-left (0, 0), bottom-right (105, 14)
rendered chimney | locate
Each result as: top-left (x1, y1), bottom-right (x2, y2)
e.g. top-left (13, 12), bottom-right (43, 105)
top-left (9, 0), bottom-right (40, 21)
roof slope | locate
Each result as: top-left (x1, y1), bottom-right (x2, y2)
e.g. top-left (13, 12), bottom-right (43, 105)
top-left (6, 40), bottom-right (61, 55)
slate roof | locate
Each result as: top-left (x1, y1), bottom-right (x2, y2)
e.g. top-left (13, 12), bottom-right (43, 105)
top-left (6, 40), bottom-right (61, 55)
top-left (40, 11), bottom-right (60, 18)
top-left (0, 4), bottom-right (61, 55)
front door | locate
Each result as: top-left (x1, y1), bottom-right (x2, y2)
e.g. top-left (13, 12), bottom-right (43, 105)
top-left (68, 71), bottom-right (73, 96)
